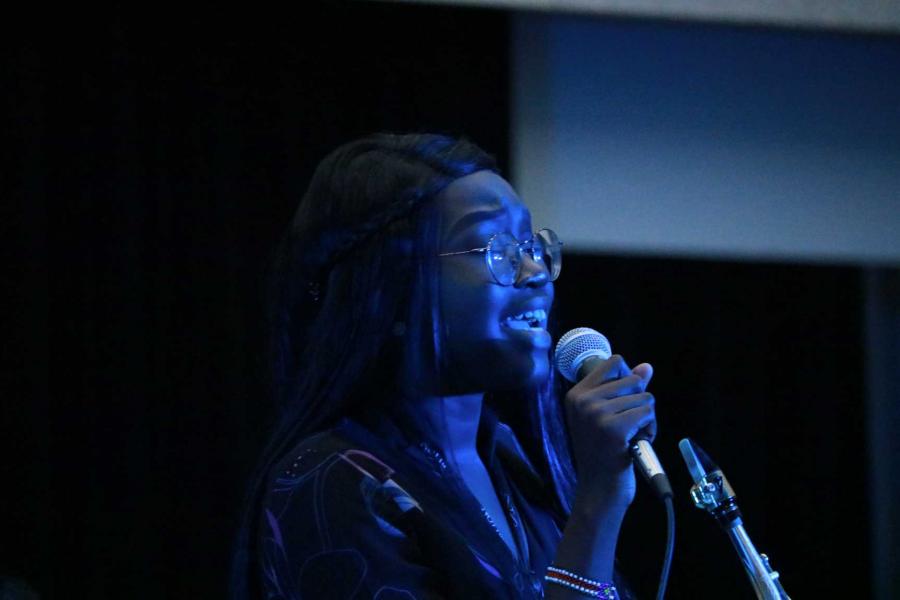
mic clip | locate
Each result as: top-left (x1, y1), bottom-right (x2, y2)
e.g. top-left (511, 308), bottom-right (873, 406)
top-left (678, 437), bottom-right (740, 528)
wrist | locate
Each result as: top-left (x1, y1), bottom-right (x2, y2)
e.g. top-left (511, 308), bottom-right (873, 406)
top-left (565, 496), bottom-right (628, 552)
top-left (572, 483), bottom-right (633, 519)
top-left (553, 494), bottom-right (628, 585)
top-left (545, 566), bottom-right (619, 599)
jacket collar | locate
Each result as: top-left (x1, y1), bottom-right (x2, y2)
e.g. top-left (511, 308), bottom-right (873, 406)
top-left (346, 402), bottom-right (540, 481)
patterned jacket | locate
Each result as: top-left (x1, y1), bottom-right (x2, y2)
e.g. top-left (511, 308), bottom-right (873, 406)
top-left (257, 405), bottom-right (571, 599)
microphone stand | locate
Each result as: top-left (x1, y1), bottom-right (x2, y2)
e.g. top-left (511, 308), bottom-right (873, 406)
top-left (678, 439), bottom-right (790, 600)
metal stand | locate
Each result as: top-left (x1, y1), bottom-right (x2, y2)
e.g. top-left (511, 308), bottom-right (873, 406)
top-left (679, 439), bottom-right (790, 600)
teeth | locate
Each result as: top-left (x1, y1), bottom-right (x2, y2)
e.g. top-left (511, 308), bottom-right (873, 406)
top-left (503, 308), bottom-right (546, 329)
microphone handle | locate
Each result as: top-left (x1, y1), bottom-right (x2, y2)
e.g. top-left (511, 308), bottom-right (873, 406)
top-left (631, 439), bottom-right (673, 500)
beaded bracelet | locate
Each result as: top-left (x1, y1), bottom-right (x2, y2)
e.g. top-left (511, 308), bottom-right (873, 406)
top-left (544, 565), bottom-right (618, 599)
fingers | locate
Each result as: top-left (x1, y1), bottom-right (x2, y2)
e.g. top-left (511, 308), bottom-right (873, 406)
top-left (573, 388), bottom-right (656, 431)
top-left (579, 402), bottom-right (657, 453)
top-left (613, 404), bottom-right (657, 448)
top-left (590, 392), bottom-right (655, 416)
top-left (629, 405), bottom-right (657, 445)
top-left (580, 354), bottom-right (631, 386)
top-left (629, 363), bottom-right (656, 441)
top-left (630, 405), bottom-right (658, 443)
top-left (564, 353), bottom-right (659, 447)
top-left (571, 366), bottom-right (652, 404)
top-left (578, 355), bottom-right (653, 388)
top-left (572, 373), bottom-right (642, 401)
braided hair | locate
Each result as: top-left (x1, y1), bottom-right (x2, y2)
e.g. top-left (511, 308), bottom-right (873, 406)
top-left (270, 134), bottom-right (498, 431)
top-left (231, 133), bottom-right (509, 598)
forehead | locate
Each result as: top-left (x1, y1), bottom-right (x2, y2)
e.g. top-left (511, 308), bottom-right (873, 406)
top-left (433, 171), bottom-right (530, 233)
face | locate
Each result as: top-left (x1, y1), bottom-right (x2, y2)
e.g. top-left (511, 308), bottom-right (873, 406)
top-left (431, 170), bottom-right (555, 394)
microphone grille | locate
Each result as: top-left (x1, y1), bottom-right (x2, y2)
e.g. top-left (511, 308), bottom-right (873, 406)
top-left (555, 327), bottom-right (612, 383)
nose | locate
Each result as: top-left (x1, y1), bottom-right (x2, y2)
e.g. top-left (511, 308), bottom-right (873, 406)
top-left (515, 252), bottom-right (549, 288)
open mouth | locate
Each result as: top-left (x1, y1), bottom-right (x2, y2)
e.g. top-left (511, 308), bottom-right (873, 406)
top-left (502, 308), bottom-right (547, 331)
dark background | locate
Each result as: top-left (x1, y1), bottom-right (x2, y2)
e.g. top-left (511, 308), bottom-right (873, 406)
top-left (3, 2), bottom-right (885, 598)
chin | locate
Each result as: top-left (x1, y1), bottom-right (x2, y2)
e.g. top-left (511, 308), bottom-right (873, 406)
top-left (444, 337), bottom-right (552, 393)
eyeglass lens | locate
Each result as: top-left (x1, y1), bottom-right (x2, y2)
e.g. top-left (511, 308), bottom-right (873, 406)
top-left (487, 229), bottom-right (561, 285)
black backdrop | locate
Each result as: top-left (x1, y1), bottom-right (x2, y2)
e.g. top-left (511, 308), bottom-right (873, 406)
top-left (3, 3), bottom-right (872, 598)
top-left (555, 254), bottom-right (868, 598)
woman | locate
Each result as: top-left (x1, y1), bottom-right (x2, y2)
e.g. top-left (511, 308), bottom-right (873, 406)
top-left (232, 134), bottom-right (656, 599)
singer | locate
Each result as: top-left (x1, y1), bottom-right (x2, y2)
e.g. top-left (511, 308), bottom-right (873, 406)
top-left (231, 134), bottom-right (657, 599)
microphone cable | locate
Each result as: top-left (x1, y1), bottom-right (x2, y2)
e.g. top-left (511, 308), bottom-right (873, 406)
top-left (656, 494), bottom-right (675, 600)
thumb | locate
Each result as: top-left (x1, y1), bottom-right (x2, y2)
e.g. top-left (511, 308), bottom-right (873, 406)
top-left (632, 362), bottom-right (654, 389)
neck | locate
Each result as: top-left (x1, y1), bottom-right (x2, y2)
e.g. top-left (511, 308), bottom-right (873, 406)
top-left (414, 392), bottom-right (484, 466)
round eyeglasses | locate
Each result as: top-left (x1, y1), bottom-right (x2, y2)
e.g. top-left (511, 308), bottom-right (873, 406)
top-left (438, 228), bottom-right (562, 286)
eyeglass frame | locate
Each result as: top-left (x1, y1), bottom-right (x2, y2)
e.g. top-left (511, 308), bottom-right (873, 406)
top-left (437, 228), bottom-right (562, 286)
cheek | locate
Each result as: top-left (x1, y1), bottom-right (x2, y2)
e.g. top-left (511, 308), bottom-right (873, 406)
top-left (437, 270), bottom-right (553, 391)
top-left (441, 299), bottom-right (552, 390)
top-left (440, 284), bottom-right (505, 342)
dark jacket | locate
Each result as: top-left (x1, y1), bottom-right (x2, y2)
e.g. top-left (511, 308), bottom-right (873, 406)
top-left (257, 406), bottom-right (568, 599)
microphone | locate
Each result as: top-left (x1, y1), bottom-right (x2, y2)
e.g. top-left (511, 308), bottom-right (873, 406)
top-left (555, 328), bottom-right (673, 500)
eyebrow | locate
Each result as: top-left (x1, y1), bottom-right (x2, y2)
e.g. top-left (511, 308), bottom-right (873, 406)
top-left (446, 206), bottom-right (510, 243)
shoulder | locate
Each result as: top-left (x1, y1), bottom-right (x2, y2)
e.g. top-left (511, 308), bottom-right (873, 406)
top-left (264, 423), bottom-right (406, 526)
top-left (260, 420), bottom-right (429, 558)
top-left (269, 427), bottom-right (368, 487)
top-left (257, 426), bottom-right (438, 599)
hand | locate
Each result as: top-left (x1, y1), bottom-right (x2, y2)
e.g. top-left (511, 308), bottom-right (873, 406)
top-left (563, 355), bottom-right (656, 510)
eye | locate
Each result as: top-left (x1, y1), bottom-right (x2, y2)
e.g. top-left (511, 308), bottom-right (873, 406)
top-left (518, 233), bottom-right (540, 261)
top-left (490, 232), bottom-right (520, 266)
